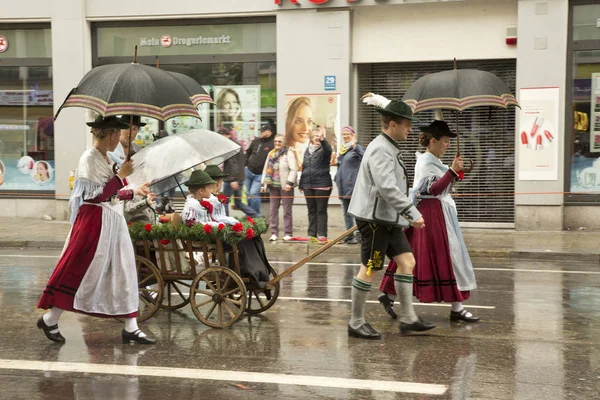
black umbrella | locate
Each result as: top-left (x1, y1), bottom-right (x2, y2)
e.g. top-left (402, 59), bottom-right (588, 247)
top-left (403, 65), bottom-right (518, 158)
top-left (166, 70), bottom-right (213, 107)
top-left (54, 63), bottom-right (214, 122)
top-left (403, 69), bottom-right (518, 113)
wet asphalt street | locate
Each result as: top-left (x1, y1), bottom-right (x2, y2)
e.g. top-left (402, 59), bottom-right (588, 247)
top-left (0, 248), bottom-right (599, 400)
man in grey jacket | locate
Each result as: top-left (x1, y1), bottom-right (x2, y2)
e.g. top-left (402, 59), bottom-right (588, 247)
top-left (347, 94), bottom-right (435, 339)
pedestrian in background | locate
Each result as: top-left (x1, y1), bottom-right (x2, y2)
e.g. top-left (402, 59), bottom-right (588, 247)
top-left (217, 128), bottom-right (256, 217)
top-left (334, 125), bottom-right (364, 244)
top-left (245, 122), bottom-right (275, 215)
top-left (299, 126), bottom-right (332, 241)
top-left (261, 134), bottom-right (298, 241)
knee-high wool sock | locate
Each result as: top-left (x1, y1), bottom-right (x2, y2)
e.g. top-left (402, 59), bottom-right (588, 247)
top-left (394, 274), bottom-right (418, 324)
top-left (349, 277), bottom-right (372, 329)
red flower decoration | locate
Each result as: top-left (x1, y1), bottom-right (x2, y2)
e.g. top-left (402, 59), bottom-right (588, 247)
top-left (186, 219), bottom-right (195, 227)
top-left (200, 200), bottom-right (214, 215)
top-left (246, 216), bottom-right (255, 225)
top-left (245, 228), bottom-right (255, 240)
top-left (218, 223), bottom-right (225, 231)
top-left (160, 239), bottom-right (170, 245)
top-left (232, 222), bottom-right (244, 233)
top-left (159, 215), bottom-right (169, 223)
top-left (144, 224), bottom-right (152, 232)
top-left (203, 224), bottom-right (213, 234)
top-left (217, 194), bottom-right (227, 204)
top-left (457, 171), bottom-right (465, 180)
top-left (128, 222), bottom-right (133, 227)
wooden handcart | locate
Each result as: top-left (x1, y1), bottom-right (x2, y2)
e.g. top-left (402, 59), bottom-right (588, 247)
top-left (131, 226), bottom-right (356, 329)
top-left (132, 237), bottom-right (280, 329)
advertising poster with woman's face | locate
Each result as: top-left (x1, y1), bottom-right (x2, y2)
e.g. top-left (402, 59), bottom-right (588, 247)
top-left (0, 155), bottom-right (55, 190)
top-left (284, 94), bottom-right (341, 167)
top-left (214, 85), bottom-right (261, 152)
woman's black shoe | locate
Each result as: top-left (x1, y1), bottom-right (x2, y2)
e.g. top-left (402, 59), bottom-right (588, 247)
top-left (377, 293), bottom-right (397, 319)
top-left (450, 309), bottom-right (480, 323)
top-left (122, 329), bottom-right (156, 345)
top-left (37, 316), bottom-right (66, 343)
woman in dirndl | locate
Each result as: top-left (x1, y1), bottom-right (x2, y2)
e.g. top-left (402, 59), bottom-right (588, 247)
top-left (36, 116), bottom-right (156, 344)
top-left (378, 117), bottom-right (479, 323)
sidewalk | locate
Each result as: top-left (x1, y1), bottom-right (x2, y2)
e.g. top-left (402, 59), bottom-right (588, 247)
top-left (1, 218), bottom-right (600, 263)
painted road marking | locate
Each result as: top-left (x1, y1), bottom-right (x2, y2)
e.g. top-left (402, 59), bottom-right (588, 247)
top-left (275, 296), bottom-right (496, 309)
top-left (0, 359), bottom-right (447, 395)
top-left (268, 261), bottom-right (600, 275)
top-left (4, 255), bottom-right (600, 275)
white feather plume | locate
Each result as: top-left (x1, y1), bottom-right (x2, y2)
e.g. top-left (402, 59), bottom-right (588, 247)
top-left (434, 109), bottom-right (444, 121)
top-left (362, 93), bottom-right (391, 109)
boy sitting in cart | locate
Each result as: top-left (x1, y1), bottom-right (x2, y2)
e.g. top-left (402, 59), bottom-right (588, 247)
top-left (182, 169), bottom-right (271, 290)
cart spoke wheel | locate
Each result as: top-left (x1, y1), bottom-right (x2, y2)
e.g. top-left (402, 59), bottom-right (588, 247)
top-left (245, 267), bottom-right (280, 315)
top-left (160, 280), bottom-right (191, 310)
top-left (205, 302), bottom-right (218, 319)
top-left (189, 267), bottom-right (246, 328)
top-left (116, 256), bottom-right (163, 323)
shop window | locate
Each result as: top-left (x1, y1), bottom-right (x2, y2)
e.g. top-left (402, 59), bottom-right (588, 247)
top-left (136, 61), bottom-right (276, 152)
top-left (570, 50), bottom-right (600, 193)
top-left (573, 4), bottom-right (600, 41)
top-left (0, 66), bottom-right (54, 191)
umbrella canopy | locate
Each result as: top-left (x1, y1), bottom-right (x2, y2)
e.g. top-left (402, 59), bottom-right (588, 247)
top-left (166, 71), bottom-right (213, 108)
top-left (403, 69), bottom-right (518, 113)
top-left (127, 129), bottom-right (240, 195)
top-left (55, 63), bottom-right (214, 121)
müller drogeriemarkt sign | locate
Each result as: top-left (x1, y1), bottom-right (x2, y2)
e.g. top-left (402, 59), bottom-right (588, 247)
top-left (140, 34), bottom-right (233, 48)
top-left (96, 23), bottom-right (275, 57)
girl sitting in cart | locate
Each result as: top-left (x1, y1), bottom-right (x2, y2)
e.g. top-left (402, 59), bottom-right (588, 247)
top-left (181, 169), bottom-right (271, 289)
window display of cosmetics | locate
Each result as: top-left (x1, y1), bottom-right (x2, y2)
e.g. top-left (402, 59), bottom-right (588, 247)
top-left (520, 117), bottom-right (554, 150)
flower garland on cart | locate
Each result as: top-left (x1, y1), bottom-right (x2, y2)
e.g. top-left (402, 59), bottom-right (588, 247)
top-left (128, 216), bottom-right (268, 246)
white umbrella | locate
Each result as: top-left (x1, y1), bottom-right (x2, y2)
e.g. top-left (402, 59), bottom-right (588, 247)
top-left (128, 129), bottom-right (240, 195)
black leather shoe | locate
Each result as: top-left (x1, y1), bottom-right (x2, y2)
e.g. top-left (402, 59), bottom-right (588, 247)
top-left (377, 293), bottom-right (397, 319)
top-left (37, 316), bottom-right (66, 343)
top-left (400, 318), bottom-right (436, 334)
top-left (122, 329), bottom-right (156, 345)
top-left (450, 310), bottom-right (480, 323)
top-left (348, 324), bottom-right (382, 340)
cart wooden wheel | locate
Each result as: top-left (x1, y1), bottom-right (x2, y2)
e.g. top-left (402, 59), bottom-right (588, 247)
top-left (116, 256), bottom-right (163, 323)
top-left (245, 267), bottom-right (281, 315)
top-left (189, 267), bottom-right (247, 328)
top-left (135, 256), bottom-right (164, 322)
top-left (160, 279), bottom-right (191, 310)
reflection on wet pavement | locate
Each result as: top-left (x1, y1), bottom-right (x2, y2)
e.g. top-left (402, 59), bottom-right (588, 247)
top-left (0, 249), bottom-right (599, 399)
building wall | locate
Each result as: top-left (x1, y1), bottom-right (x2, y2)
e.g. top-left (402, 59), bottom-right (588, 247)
top-left (514, 0), bottom-right (569, 230)
top-left (0, 0), bottom-right (587, 231)
top-left (352, 0), bottom-right (518, 63)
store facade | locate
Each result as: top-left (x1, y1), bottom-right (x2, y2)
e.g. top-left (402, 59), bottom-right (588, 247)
top-left (0, 24), bottom-right (54, 205)
top-left (2, 0), bottom-right (596, 230)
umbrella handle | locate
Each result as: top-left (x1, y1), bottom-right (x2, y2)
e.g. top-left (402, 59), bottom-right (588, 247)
top-left (126, 114), bottom-right (134, 161)
top-left (465, 158), bottom-right (475, 173)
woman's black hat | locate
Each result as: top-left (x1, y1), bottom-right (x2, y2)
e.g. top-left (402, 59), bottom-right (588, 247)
top-left (419, 120), bottom-right (457, 138)
top-left (86, 116), bottom-right (129, 129)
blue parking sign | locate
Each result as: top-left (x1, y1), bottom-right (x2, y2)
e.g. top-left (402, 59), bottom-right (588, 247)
top-left (324, 75), bottom-right (336, 91)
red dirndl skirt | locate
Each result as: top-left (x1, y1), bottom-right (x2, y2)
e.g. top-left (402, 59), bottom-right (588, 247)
top-left (37, 204), bottom-right (137, 318)
top-left (379, 198), bottom-right (469, 303)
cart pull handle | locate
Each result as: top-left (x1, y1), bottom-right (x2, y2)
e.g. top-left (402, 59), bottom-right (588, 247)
top-left (268, 226), bottom-right (358, 286)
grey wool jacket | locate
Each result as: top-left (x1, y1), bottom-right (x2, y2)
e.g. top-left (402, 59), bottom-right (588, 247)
top-left (347, 133), bottom-right (422, 228)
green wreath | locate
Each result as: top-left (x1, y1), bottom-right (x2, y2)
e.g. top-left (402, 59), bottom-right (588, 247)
top-left (128, 216), bottom-right (268, 246)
